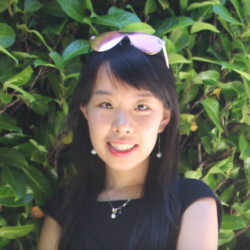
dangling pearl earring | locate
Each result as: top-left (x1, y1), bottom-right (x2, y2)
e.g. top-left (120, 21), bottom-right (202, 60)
top-left (156, 134), bottom-right (162, 158)
top-left (91, 149), bottom-right (97, 155)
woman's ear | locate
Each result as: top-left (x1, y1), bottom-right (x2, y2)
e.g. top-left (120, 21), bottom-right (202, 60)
top-left (158, 108), bottom-right (171, 133)
top-left (80, 104), bottom-right (88, 120)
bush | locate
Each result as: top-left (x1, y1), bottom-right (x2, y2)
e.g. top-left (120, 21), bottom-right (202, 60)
top-left (0, 0), bottom-right (250, 249)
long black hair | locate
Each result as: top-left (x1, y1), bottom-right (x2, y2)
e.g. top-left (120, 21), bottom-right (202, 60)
top-left (57, 38), bottom-right (181, 250)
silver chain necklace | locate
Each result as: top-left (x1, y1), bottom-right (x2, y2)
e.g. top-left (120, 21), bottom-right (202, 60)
top-left (105, 190), bottom-right (131, 219)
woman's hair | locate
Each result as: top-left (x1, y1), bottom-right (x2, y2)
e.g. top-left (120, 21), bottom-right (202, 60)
top-left (57, 38), bottom-right (181, 250)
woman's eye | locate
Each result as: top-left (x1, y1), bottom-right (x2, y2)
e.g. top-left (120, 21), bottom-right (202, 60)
top-left (136, 104), bottom-right (148, 110)
top-left (101, 103), bottom-right (112, 109)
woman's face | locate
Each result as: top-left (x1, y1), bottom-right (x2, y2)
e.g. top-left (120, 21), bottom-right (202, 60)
top-left (80, 64), bottom-right (171, 172)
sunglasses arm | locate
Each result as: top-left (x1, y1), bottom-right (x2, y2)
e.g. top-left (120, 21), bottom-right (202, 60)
top-left (162, 45), bottom-right (170, 69)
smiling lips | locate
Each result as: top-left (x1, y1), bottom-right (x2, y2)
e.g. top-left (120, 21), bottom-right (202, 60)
top-left (107, 142), bottom-right (137, 157)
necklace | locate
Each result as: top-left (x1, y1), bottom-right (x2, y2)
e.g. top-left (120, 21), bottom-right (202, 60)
top-left (105, 190), bottom-right (131, 219)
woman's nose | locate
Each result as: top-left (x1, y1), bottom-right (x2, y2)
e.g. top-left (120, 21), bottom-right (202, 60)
top-left (112, 109), bottom-right (134, 134)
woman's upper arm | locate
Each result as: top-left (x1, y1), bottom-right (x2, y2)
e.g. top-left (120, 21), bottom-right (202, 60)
top-left (37, 215), bottom-right (61, 250)
top-left (176, 197), bottom-right (218, 250)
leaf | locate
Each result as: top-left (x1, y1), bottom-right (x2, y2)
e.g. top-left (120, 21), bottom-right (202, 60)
top-left (62, 40), bottom-right (89, 64)
top-left (0, 45), bottom-right (18, 64)
top-left (0, 90), bottom-right (12, 103)
top-left (241, 29), bottom-right (250, 38)
top-left (22, 165), bottom-right (53, 205)
top-left (192, 56), bottom-right (222, 65)
top-left (4, 66), bottom-right (33, 86)
top-left (0, 225), bottom-right (34, 239)
top-left (0, 148), bottom-right (28, 168)
top-left (30, 94), bottom-right (53, 115)
top-left (56, 0), bottom-right (85, 23)
top-left (197, 70), bottom-right (220, 85)
top-left (12, 52), bottom-right (38, 60)
top-left (55, 111), bottom-right (66, 135)
top-left (24, 0), bottom-right (43, 13)
top-left (218, 229), bottom-right (234, 246)
top-left (0, 133), bottom-right (31, 147)
top-left (110, 10), bottom-right (141, 27)
top-left (0, 23), bottom-right (16, 48)
top-left (48, 72), bottom-right (63, 99)
top-left (190, 22), bottom-right (219, 34)
top-left (122, 23), bottom-right (155, 34)
top-left (0, 194), bottom-right (33, 207)
top-left (158, 0), bottom-right (169, 10)
top-left (0, 115), bottom-right (22, 133)
top-left (201, 97), bottom-right (224, 131)
top-left (212, 5), bottom-right (243, 26)
top-left (0, 186), bottom-right (15, 198)
top-left (29, 139), bottom-right (48, 153)
top-left (34, 59), bottom-right (56, 68)
top-left (221, 215), bottom-right (246, 230)
top-left (29, 30), bottom-right (53, 52)
top-left (4, 83), bottom-right (35, 102)
top-left (42, 1), bottom-right (70, 18)
top-left (219, 184), bottom-right (234, 203)
top-left (46, 18), bottom-right (68, 36)
top-left (91, 15), bottom-right (123, 29)
top-left (180, 0), bottom-right (188, 14)
top-left (184, 168), bottom-right (202, 179)
top-left (239, 134), bottom-right (250, 158)
top-left (229, 0), bottom-right (243, 23)
top-left (0, 237), bottom-right (9, 248)
top-left (232, 69), bottom-right (250, 81)
top-left (169, 53), bottom-right (190, 64)
top-left (2, 167), bottom-right (26, 200)
top-left (154, 17), bottom-right (194, 37)
top-left (145, 0), bottom-right (157, 15)
top-left (186, 1), bottom-right (215, 11)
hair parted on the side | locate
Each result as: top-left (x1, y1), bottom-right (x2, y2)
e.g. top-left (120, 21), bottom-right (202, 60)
top-left (56, 38), bottom-right (181, 250)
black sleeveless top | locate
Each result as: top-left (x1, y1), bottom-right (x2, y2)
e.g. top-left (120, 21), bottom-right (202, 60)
top-left (44, 177), bottom-right (223, 250)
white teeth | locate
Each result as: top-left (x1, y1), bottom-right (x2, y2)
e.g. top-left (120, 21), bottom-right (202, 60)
top-left (109, 143), bottom-right (136, 151)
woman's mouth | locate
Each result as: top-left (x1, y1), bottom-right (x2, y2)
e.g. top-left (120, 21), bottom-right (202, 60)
top-left (107, 142), bottom-right (137, 157)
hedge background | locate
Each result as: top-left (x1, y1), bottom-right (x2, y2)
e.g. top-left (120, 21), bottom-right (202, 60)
top-left (0, 0), bottom-right (250, 249)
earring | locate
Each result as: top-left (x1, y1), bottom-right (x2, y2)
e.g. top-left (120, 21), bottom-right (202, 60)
top-left (91, 149), bottom-right (97, 155)
top-left (156, 134), bottom-right (162, 158)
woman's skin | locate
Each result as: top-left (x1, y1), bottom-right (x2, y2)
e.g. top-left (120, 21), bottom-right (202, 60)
top-left (37, 63), bottom-right (218, 250)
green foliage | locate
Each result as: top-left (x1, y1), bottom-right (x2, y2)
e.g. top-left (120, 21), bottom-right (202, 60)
top-left (0, 0), bottom-right (250, 249)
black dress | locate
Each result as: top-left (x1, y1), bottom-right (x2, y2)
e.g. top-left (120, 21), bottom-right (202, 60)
top-left (44, 177), bottom-right (223, 250)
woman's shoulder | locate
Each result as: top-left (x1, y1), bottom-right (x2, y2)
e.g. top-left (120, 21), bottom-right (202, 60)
top-left (177, 176), bottom-right (223, 228)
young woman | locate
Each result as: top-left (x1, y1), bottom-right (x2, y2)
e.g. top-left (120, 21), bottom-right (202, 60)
top-left (38, 31), bottom-right (222, 250)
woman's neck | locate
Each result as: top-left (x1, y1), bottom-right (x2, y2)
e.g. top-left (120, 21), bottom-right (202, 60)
top-left (97, 158), bottom-right (149, 201)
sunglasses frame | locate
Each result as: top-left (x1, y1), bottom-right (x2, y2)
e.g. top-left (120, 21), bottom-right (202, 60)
top-left (88, 31), bottom-right (169, 68)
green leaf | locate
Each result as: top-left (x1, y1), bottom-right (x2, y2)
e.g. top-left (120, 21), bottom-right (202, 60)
top-left (201, 136), bottom-right (212, 154)
top-left (62, 40), bottom-right (89, 64)
top-left (180, 0), bottom-right (188, 14)
top-left (2, 167), bottom-right (26, 200)
top-left (0, 45), bottom-right (18, 64)
top-left (0, 133), bottom-right (31, 147)
top-left (221, 215), bottom-right (246, 230)
top-left (30, 94), bottom-right (53, 115)
top-left (48, 72), bottom-right (63, 99)
top-left (12, 52), bottom-right (38, 60)
top-left (24, 0), bottom-right (43, 13)
top-left (154, 17), bottom-right (194, 37)
top-left (4, 66), bottom-right (33, 87)
top-left (0, 115), bottom-right (22, 133)
top-left (232, 69), bottom-right (250, 81)
top-left (190, 22), bottom-right (219, 34)
top-left (239, 134), bottom-right (250, 158)
top-left (29, 139), bottom-right (48, 153)
top-left (22, 165), bottom-right (53, 205)
top-left (197, 70), bottom-right (220, 85)
top-left (0, 90), bottom-right (12, 103)
top-left (145, 0), bottom-right (157, 15)
top-left (183, 85), bottom-right (199, 104)
top-left (186, 1), bottom-right (215, 11)
top-left (110, 10), bottom-right (141, 27)
top-left (158, 0), bottom-right (169, 10)
top-left (42, 1), bottom-right (70, 18)
top-left (201, 97), bottom-right (224, 131)
top-left (192, 56), bottom-right (222, 65)
top-left (4, 83), bottom-right (35, 102)
top-left (0, 237), bottom-right (9, 248)
top-left (212, 5), bottom-right (243, 26)
top-left (122, 23), bottom-right (155, 34)
top-left (229, 0), bottom-right (243, 23)
top-left (29, 30), bottom-right (53, 52)
top-left (0, 148), bottom-right (28, 168)
top-left (56, 0), bottom-right (85, 23)
top-left (0, 0), bottom-right (9, 12)
top-left (169, 53), bottom-right (190, 64)
top-left (0, 194), bottom-right (33, 207)
top-left (0, 23), bottom-right (16, 48)
top-left (55, 111), bottom-right (66, 135)
top-left (46, 18), bottom-right (68, 36)
top-left (241, 29), bottom-right (250, 38)
top-left (14, 142), bottom-right (36, 157)
top-left (219, 184), bottom-right (234, 203)
top-left (34, 59), bottom-right (56, 68)
top-left (0, 225), bottom-right (34, 239)
top-left (0, 186), bottom-right (15, 198)
top-left (219, 229), bottom-right (234, 246)
top-left (91, 15), bottom-right (123, 29)
top-left (184, 168), bottom-right (202, 179)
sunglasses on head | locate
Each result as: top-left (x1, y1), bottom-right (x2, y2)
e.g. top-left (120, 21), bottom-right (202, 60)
top-left (89, 31), bottom-right (169, 68)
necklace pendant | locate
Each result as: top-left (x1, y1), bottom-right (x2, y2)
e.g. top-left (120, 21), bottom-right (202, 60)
top-left (111, 213), bottom-right (116, 219)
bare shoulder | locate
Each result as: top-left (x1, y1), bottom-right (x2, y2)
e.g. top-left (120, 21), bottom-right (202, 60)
top-left (176, 197), bottom-right (218, 250)
top-left (37, 215), bottom-right (61, 250)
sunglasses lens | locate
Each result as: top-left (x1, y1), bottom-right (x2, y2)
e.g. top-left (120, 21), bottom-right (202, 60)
top-left (90, 32), bottom-right (124, 52)
top-left (129, 33), bottom-right (163, 55)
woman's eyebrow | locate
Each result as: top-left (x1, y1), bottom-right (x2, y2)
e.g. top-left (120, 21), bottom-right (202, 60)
top-left (94, 90), bottom-right (153, 98)
top-left (93, 90), bottom-right (113, 96)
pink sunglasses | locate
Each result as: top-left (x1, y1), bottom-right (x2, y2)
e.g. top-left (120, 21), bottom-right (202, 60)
top-left (89, 31), bottom-right (169, 68)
